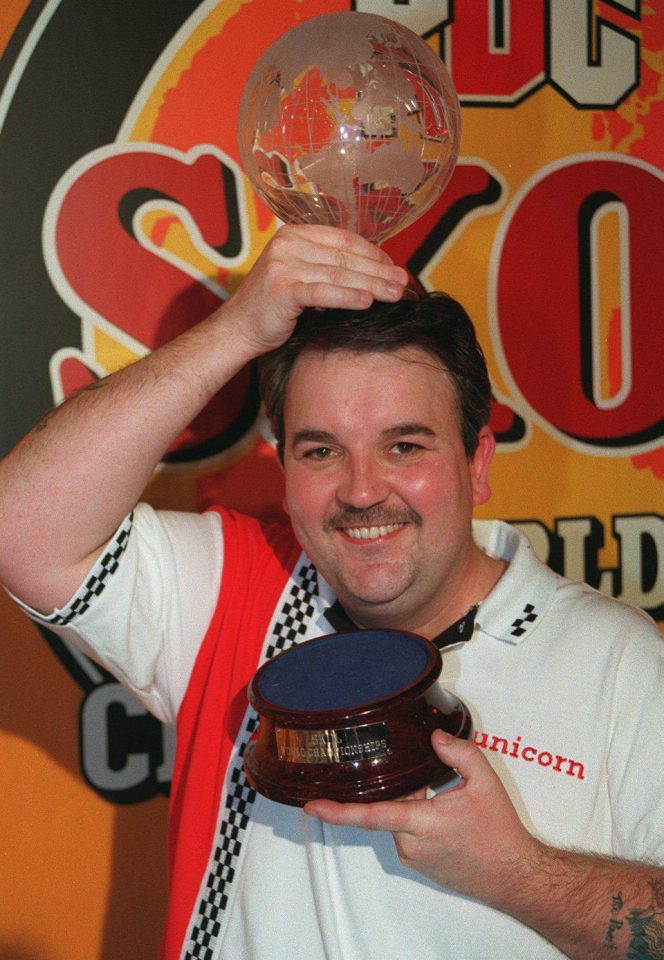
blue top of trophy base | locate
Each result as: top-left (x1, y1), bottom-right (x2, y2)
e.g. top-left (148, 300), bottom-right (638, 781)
top-left (256, 629), bottom-right (432, 711)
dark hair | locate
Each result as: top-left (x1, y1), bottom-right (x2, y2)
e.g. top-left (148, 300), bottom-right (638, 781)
top-left (259, 290), bottom-right (492, 459)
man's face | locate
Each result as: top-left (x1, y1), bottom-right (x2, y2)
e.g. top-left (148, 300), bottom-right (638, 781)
top-left (282, 346), bottom-right (494, 637)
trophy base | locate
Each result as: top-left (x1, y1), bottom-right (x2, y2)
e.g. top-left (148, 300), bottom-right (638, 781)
top-left (244, 629), bottom-right (472, 807)
top-left (244, 698), bottom-right (472, 807)
top-left (244, 744), bottom-right (459, 806)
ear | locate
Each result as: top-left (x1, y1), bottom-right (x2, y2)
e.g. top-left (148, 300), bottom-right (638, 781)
top-left (470, 426), bottom-right (495, 507)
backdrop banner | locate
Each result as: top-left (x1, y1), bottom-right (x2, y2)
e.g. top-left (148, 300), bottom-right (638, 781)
top-left (1, 2), bottom-right (662, 957)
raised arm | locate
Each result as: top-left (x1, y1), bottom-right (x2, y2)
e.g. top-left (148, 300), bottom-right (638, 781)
top-left (0, 225), bottom-right (407, 611)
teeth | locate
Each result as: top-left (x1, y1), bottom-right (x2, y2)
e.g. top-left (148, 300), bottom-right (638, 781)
top-left (344, 523), bottom-right (404, 540)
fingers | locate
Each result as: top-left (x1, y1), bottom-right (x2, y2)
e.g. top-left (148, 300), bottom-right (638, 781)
top-left (303, 797), bottom-right (421, 833)
top-left (304, 736), bottom-right (487, 831)
top-left (278, 223), bottom-right (397, 267)
top-left (289, 279), bottom-right (394, 312)
top-left (269, 225), bottom-right (408, 305)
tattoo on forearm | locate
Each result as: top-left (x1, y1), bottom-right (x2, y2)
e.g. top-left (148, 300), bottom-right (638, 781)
top-left (605, 892), bottom-right (624, 947)
top-left (605, 882), bottom-right (664, 958)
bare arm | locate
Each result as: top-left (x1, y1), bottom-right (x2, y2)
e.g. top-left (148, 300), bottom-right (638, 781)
top-left (0, 225), bottom-right (407, 611)
top-left (305, 731), bottom-right (664, 960)
top-left (507, 844), bottom-right (664, 960)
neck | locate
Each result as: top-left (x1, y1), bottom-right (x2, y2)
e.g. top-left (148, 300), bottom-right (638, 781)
top-left (342, 545), bottom-right (506, 641)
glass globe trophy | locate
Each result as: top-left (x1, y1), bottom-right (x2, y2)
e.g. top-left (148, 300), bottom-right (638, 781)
top-left (239, 13), bottom-right (468, 804)
top-left (238, 11), bottom-right (461, 244)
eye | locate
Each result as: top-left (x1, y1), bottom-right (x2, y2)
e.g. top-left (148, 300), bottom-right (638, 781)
top-left (390, 441), bottom-right (422, 456)
top-left (302, 446), bottom-right (333, 460)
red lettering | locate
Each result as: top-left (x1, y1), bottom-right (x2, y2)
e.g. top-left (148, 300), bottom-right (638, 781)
top-left (474, 730), bottom-right (586, 778)
top-left (50, 145), bottom-right (259, 462)
top-left (362, 1), bottom-right (639, 107)
top-left (383, 161), bottom-right (525, 446)
top-left (447, 0), bottom-right (545, 103)
top-left (494, 156), bottom-right (664, 450)
top-left (566, 760), bottom-right (586, 780)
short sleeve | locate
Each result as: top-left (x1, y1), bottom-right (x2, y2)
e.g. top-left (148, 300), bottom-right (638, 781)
top-left (10, 503), bottom-right (223, 725)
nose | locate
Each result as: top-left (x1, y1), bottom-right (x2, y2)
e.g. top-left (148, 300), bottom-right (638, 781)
top-left (336, 455), bottom-right (390, 509)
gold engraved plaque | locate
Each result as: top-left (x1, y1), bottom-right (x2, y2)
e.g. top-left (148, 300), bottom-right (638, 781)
top-left (275, 722), bottom-right (391, 764)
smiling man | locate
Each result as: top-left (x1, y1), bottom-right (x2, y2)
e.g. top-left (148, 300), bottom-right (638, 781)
top-left (1, 225), bottom-right (663, 960)
top-left (263, 303), bottom-right (504, 639)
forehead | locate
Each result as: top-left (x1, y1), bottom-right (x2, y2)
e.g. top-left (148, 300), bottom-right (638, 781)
top-left (283, 346), bottom-right (458, 430)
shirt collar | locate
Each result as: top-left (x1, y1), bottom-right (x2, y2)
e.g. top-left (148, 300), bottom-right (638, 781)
top-left (313, 519), bottom-right (558, 646)
top-left (471, 519), bottom-right (559, 645)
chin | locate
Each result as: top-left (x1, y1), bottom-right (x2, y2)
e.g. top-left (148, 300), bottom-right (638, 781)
top-left (338, 588), bottom-right (407, 624)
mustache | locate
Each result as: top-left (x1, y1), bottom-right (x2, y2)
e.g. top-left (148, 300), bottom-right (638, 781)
top-left (324, 506), bottom-right (421, 531)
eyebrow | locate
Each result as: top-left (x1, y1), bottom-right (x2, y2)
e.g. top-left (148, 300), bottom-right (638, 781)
top-left (381, 423), bottom-right (437, 441)
top-left (291, 423), bottom-right (437, 448)
top-left (291, 430), bottom-right (337, 447)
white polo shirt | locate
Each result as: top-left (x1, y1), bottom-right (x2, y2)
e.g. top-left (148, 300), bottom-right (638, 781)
top-left (13, 507), bottom-right (664, 959)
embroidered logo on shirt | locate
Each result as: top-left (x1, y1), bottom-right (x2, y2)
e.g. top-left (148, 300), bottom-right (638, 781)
top-left (474, 730), bottom-right (586, 780)
top-left (510, 602), bottom-right (539, 637)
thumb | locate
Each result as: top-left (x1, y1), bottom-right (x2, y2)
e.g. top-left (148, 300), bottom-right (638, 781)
top-left (431, 729), bottom-right (487, 782)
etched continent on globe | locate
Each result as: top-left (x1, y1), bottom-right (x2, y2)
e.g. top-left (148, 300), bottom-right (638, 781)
top-left (238, 12), bottom-right (460, 244)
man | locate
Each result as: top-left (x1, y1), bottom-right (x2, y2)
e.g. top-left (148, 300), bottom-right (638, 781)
top-left (1, 225), bottom-right (663, 960)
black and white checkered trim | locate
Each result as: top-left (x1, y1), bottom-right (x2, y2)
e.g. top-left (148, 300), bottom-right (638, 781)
top-left (38, 513), bottom-right (134, 626)
top-left (265, 562), bottom-right (318, 658)
top-left (510, 602), bottom-right (539, 637)
top-left (182, 560), bottom-right (318, 960)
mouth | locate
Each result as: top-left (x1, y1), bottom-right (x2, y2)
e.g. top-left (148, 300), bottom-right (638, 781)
top-left (340, 522), bottom-right (406, 541)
